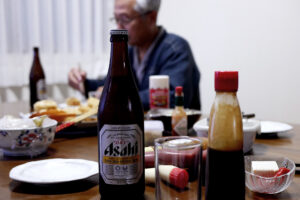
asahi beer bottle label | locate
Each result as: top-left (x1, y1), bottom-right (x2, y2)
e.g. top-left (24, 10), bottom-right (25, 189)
top-left (99, 124), bottom-right (143, 185)
top-left (36, 79), bottom-right (47, 100)
top-left (174, 118), bottom-right (187, 136)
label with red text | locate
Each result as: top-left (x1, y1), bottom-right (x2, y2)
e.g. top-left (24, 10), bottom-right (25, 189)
top-left (149, 88), bottom-right (169, 109)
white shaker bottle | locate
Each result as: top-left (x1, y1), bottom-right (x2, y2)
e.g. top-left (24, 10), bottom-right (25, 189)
top-left (149, 75), bottom-right (169, 109)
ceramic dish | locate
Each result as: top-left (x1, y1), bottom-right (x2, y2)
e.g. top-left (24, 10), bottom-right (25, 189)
top-left (0, 117), bottom-right (57, 157)
top-left (193, 118), bottom-right (261, 153)
top-left (9, 158), bottom-right (98, 184)
top-left (260, 121), bottom-right (293, 134)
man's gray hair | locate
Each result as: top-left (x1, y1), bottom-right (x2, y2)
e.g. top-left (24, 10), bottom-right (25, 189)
top-left (134, 0), bottom-right (161, 14)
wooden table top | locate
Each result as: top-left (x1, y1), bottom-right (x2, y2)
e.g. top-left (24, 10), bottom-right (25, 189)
top-left (0, 102), bottom-right (299, 199)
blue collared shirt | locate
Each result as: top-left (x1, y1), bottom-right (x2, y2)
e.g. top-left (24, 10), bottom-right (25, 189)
top-left (133, 27), bottom-right (165, 84)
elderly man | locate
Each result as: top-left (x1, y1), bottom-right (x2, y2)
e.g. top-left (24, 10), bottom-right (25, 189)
top-left (68, 0), bottom-right (201, 111)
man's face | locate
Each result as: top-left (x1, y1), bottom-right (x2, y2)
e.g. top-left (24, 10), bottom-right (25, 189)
top-left (114, 0), bottom-right (152, 46)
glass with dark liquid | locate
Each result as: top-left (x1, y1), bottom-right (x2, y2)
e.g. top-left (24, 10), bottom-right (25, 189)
top-left (205, 71), bottom-right (245, 200)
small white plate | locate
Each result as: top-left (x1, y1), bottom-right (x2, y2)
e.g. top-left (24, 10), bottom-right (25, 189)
top-left (9, 158), bottom-right (98, 184)
top-left (260, 121), bottom-right (293, 134)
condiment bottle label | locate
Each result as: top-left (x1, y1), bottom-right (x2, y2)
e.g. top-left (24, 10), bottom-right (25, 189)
top-left (149, 88), bottom-right (169, 108)
top-left (99, 124), bottom-right (143, 185)
top-left (173, 118), bottom-right (187, 136)
top-left (36, 79), bottom-right (47, 100)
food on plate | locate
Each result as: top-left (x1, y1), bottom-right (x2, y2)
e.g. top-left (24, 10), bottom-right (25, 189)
top-left (62, 107), bottom-right (82, 115)
top-left (145, 165), bottom-right (189, 189)
top-left (0, 115), bottom-right (37, 129)
top-left (251, 161), bottom-right (279, 177)
top-left (32, 115), bottom-right (47, 127)
top-left (78, 105), bottom-right (90, 113)
top-left (66, 97), bottom-right (81, 106)
top-left (30, 109), bottom-right (76, 122)
top-left (252, 162), bottom-right (291, 177)
top-left (87, 97), bottom-right (99, 108)
top-left (30, 98), bottom-right (100, 123)
top-left (275, 167), bottom-right (290, 177)
top-left (33, 99), bottom-right (57, 112)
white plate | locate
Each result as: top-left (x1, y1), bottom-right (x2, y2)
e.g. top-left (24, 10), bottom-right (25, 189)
top-left (9, 158), bottom-right (98, 184)
top-left (260, 121), bottom-right (293, 134)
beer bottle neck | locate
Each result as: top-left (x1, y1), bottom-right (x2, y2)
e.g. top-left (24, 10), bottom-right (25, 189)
top-left (33, 48), bottom-right (39, 57)
top-left (109, 39), bottom-right (130, 76)
top-left (33, 48), bottom-right (41, 64)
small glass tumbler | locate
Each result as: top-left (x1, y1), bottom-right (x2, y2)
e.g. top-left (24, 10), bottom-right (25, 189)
top-left (155, 136), bottom-right (202, 200)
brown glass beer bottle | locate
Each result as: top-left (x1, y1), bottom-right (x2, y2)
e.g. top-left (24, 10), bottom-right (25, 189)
top-left (205, 71), bottom-right (245, 200)
top-left (29, 47), bottom-right (47, 111)
top-left (97, 30), bottom-right (145, 199)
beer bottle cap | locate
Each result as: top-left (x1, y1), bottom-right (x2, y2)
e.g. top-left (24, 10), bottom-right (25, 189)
top-left (215, 71), bottom-right (238, 92)
top-left (110, 29), bottom-right (128, 35)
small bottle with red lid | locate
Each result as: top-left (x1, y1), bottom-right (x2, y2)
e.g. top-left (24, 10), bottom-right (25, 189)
top-left (172, 86), bottom-right (187, 136)
top-left (205, 71), bottom-right (245, 200)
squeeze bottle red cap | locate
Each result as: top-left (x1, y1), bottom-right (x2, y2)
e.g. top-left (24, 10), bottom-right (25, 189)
top-left (215, 71), bottom-right (238, 92)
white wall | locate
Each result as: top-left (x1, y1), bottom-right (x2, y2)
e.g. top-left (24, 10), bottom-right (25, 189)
top-left (158, 0), bottom-right (300, 124)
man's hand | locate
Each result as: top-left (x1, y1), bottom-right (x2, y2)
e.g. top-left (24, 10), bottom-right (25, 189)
top-left (88, 86), bottom-right (104, 99)
top-left (68, 67), bottom-right (87, 94)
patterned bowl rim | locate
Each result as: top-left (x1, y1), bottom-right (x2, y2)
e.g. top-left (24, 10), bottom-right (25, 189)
top-left (0, 118), bottom-right (57, 131)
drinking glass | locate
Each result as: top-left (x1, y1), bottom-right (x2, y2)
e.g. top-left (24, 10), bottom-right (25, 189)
top-left (155, 136), bottom-right (202, 200)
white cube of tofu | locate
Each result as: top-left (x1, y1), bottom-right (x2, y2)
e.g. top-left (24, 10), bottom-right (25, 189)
top-left (251, 161), bottom-right (279, 177)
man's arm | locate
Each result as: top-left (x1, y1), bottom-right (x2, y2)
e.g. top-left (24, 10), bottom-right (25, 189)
top-left (84, 79), bottom-right (106, 98)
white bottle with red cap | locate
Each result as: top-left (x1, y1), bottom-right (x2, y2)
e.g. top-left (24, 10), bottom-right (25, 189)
top-left (172, 86), bottom-right (187, 136)
top-left (149, 75), bottom-right (169, 109)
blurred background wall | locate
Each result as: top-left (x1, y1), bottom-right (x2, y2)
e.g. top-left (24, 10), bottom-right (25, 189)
top-left (1, 0), bottom-right (300, 124)
top-left (158, 0), bottom-right (300, 124)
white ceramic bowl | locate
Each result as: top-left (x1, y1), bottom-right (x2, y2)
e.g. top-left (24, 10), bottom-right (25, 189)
top-left (0, 117), bottom-right (57, 157)
top-left (193, 118), bottom-right (261, 153)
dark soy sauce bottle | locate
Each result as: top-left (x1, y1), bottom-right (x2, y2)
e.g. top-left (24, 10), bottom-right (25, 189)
top-left (97, 30), bottom-right (145, 199)
top-left (205, 71), bottom-right (245, 200)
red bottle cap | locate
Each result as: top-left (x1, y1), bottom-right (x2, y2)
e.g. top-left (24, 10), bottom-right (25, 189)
top-left (169, 167), bottom-right (189, 189)
top-left (175, 86), bottom-right (183, 95)
top-left (215, 71), bottom-right (238, 92)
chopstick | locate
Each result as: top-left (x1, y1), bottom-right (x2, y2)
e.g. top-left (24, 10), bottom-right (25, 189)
top-left (55, 108), bottom-right (98, 133)
top-left (242, 113), bottom-right (255, 119)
